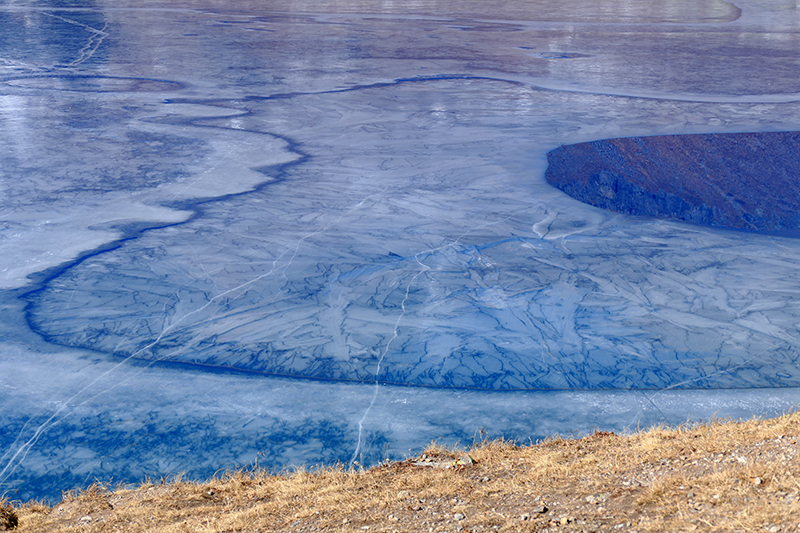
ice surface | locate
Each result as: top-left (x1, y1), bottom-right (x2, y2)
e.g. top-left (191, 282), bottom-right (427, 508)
top-left (2, 0), bottom-right (800, 502)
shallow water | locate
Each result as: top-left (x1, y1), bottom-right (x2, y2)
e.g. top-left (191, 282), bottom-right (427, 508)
top-left (2, 0), bottom-right (800, 502)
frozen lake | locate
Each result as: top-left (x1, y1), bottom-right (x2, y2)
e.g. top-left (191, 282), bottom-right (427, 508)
top-left (2, 0), bottom-right (800, 502)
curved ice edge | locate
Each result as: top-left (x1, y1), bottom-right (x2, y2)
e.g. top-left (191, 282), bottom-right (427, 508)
top-left (0, 113), bottom-right (304, 292)
top-left (545, 130), bottom-right (800, 236)
top-left (15, 145), bottom-right (307, 309)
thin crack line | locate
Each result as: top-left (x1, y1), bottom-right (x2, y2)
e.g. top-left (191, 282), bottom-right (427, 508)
top-left (349, 256), bottom-right (428, 468)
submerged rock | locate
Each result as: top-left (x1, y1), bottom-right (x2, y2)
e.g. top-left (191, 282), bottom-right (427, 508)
top-left (544, 131), bottom-right (800, 235)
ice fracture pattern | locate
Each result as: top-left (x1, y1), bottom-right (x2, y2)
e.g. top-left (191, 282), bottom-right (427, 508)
top-left (2, 0), bottom-right (800, 502)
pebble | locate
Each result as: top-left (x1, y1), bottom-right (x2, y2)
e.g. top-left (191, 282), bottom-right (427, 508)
top-left (457, 455), bottom-right (475, 466)
top-left (533, 505), bottom-right (548, 514)
top-left (79, 516), bottom-right (92, 522)
top-left (585, 492), bottom-right (610, 504)
top-left (453, 513), bottom-right (466, 521)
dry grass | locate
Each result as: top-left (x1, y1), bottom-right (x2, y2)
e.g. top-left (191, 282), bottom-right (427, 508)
top-left (0, 499), bottom-right (19, 531)
top-left (8, 411), bottom-right (800, 532)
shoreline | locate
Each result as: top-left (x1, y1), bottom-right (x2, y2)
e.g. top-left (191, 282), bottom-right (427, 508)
top-left (6, 409), bottom-right (800, 532)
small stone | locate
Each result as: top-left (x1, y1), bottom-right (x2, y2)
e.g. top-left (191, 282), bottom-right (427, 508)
top-left (752, 477), bottom-right (763, 485)
top-left (454, 513), bottom-right (466, 521)
top-left (361, 527), bottom-right (370, 531)
top-left (457, 454), bottom-right (474, 466)
top-left (79, 516), bottom-right (92, 522)
top-left (533, 505), bottom-right (548, 514)
top-left (768, 526), bottom-right (780, 533)
top-left (560, 517), bottom-right (569, 526)
top-left (586, 492), bottom-right (610, 504)
top-left (687, 492), bottom-right (695, 499)
top-left (520, 513), bottom-right (531, 521)
top-left (397, 490), bottom-right (412, 499)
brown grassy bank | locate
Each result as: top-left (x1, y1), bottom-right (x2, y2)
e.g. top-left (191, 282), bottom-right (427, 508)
top-left (4, 411), bottom-right (800, 532)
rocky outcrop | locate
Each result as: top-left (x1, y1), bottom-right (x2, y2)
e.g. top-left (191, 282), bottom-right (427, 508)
top-left (544, 131), bottom-right (800, 234)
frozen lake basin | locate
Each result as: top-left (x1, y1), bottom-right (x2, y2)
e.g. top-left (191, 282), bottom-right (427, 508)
top-left (2, 0), bottom-right (800, 502)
